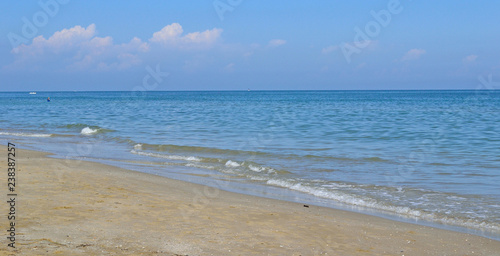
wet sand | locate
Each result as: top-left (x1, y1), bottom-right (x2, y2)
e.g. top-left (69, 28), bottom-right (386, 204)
top-left (1, 148), bottom-right (499, 255)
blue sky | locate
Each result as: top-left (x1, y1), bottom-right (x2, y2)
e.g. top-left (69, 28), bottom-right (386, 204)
top-left (1, 0), bottom-right (499, 91)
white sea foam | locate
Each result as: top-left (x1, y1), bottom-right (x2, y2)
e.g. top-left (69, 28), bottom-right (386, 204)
top-left (0, 132), bottom-right (52, 137)
top-left (247, 175), bottom-right (269, 181)
top-left (322, 183), bottom-right (354, 189)
top-left (248, 165), bottom-right (265, 172)
top-left (170, 155), bottom-right (201, 161)
top-left (134, 144), bottom-right (143, 150)
top-left (267, 179), bottom-right (373, 207)
top-left (265, 178), bottom-right (500, 233)
top-left (131, 150), bottom-right (201, 162)
top-left (225, 160), bottom-right (241, 167)
top-left (248, 164), bottom-right (277, 174)
top-left (128, 151), bottom-right (500, 235)
top-left (81, 127), bottom-right (99, 135)
top-left (266, 179), bottom-right (426, 214)
top-left (186, 163), bottom-right (215, 170)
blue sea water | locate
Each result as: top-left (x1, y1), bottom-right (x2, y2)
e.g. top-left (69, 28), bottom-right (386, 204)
top-left (1, 90), bottom-right (499, 239)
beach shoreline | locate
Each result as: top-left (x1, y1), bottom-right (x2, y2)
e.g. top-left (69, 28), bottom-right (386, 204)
top-left (2, 147), bottom-right (499, 255)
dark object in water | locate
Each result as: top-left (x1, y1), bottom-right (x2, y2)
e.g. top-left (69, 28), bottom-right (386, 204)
top-left (303, 205), bottom-right (309, 208)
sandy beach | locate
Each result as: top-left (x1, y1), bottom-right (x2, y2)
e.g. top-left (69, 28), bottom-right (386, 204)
top-left (1, 147), bottom-right (499, 255)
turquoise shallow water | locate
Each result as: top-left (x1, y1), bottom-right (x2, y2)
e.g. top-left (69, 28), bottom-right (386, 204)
top-left (1, 90), bottom-right (499, 239)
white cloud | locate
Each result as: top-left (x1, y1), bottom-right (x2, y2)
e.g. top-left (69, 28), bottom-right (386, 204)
top-left (6, 23), bottom-right (223, 72)
top-left (268, 39), bottom-right (286, 47)
top-left (184, 29), bottom-right (222, 44)
top-left (463, 54), bottom-right (478, 63)
top-left (242, 43), bottom-right (261, 57)
top-left (7, 24), bottom-right (149, 71)
top-left (224, 63), bottom-right (235, 72)
top-left (322, 45), bottom-right (338, 54)
top-left (150, 23), bottom-right (222, 48)
top-left (94, 53), bottom-right (142, 71)
top-left (12, 24), bottom-right (96, 56)
top-left (401, 48), bottom-right (426, 61)
top-left (41, 24), bottom-right (96, 51)
top-left (150, 23), bottom-right (184, 43)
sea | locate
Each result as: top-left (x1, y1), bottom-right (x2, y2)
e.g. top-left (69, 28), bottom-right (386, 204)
top-left (1, 90), bottom-right (499, 240)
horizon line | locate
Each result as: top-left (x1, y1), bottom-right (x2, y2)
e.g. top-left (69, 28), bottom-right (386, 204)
top-left (1, 89), bottom-right (498, 93)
